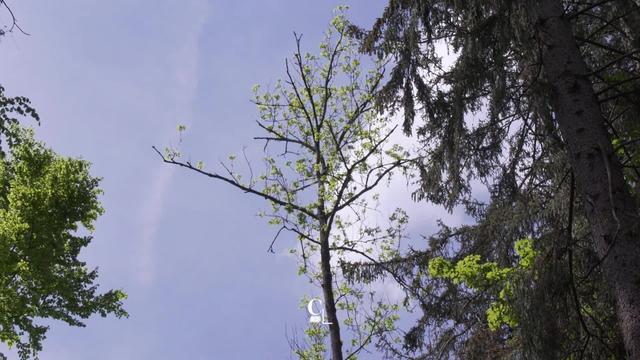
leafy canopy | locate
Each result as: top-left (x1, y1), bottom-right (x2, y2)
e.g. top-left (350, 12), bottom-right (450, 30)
top-left (0, 125), bottom-right (127, 360)
top-left (158, 8), bottom-right (409, 359)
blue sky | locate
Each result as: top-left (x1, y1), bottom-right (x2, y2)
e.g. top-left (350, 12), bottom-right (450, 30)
top-left (0, 1), bottom-right (471, 358)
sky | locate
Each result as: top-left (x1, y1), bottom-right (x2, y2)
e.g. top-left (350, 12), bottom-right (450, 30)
top-left (0, 1), bottom-right (471, 359)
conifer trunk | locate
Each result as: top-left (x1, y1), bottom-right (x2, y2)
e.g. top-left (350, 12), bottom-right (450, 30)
top-left (616, 0), bottom-right (640, 50)
top-left (534, 0), bottom-right (640, 357)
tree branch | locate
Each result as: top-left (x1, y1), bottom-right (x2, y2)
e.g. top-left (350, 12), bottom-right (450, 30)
top-left (152, 146), bottom-right (318, 220)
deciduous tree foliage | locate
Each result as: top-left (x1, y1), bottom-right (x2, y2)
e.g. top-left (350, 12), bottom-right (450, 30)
top-left (340, 0), bottom-right (640, 358)
top-left (158, 10), bottom-right (413, 360)
top-left (0, 87), bottom-right (127, 360)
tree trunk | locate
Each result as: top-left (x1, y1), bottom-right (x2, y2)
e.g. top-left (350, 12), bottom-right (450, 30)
top-left (616, 0), bottom-right (640, 50)
top-left (533, 0), bottom-right (640, 357)
top-left (319, 217), bottom-right (343, 360)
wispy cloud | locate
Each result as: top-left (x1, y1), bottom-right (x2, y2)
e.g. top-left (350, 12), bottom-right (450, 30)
top-left (136, 0), bottom-right (209, 286)
top-left (137, 164), bottom-right (175, 285)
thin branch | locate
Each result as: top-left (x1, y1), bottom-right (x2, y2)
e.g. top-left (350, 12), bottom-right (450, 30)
top-left (334, 158), bottom-right (408, 214)
top-left (597, 88), bottom-right (639, 103)
top-left (567, 0), bottom-right (616, 19)
top-left (267, 225), bottom-right (287, 253)
top-left (255, 120), bottom-right (315, 152)
top-left (575, 35), bottom-right (640, 61)
top-left (330, 245), bottom-right (412, 291)
top-left (331, 125), bottom-right (398, 215)
top-left (285, 58), bottom-right (317, 140)
top-left (152, 146), bottom-right (318, 220)
top-left (294, 33), bottom-right (320, 128)
top-left (345, 315), bottom-right (382, 360)
top-left (0, 0), bottom-right (29, 35)
top-left (319, 29), bottom-right (345, 125)
top-left (587, 49), bottom-right (640, 76)
top-left (594, 74), bottom-right (640, 97)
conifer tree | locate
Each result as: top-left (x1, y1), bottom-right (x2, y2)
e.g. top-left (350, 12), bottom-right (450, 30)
top-left (344, 0), bottom-right (640, 357)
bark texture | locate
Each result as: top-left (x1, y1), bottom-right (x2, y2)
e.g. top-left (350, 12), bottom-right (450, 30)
top-left (319, 220), bottom-right (343, 360)
top-left (617, 0), bottom-right (640, 50)
top-left (534, 0), bottom-right (640, 357)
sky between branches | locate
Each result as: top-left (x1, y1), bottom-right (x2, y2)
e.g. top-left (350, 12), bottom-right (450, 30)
top-left (0, 1), bottom-right (473, 358)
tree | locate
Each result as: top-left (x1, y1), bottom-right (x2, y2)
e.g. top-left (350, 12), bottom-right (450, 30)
top-left (341, 0), bottom-right (640, 358)
top-left (156, 10), bottom-right (412, 360)
top-left (0, 87), bottom-right (127, 360)
top-left (534, 1), bottom-right (640, 356)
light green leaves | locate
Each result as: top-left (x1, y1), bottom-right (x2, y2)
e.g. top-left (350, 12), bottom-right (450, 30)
top-left (514, 238), bottom-right (536, 268)
top-left (330, 6), bottom-right (349, 33)
top-left (428, 238), bottom-right (538, 331)
top-left (158, 7), bottom-right (408, 359)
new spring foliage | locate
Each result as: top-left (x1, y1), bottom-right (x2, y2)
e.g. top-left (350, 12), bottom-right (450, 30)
top-left (428, 239), bottom-right (537, 331)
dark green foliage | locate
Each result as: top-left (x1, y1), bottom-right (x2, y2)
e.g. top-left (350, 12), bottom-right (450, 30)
top-left (0, 86), bottom-right (40, 156)
top-left (340, 0), bottom-right (640, 358)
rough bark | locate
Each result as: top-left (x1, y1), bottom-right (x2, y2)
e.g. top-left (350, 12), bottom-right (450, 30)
top-left (319, 217), bottom-right (343, 360)
top-left (534, 0), bottom-right (640, 357)
top-left (616, 0), bottom-right (640, 50)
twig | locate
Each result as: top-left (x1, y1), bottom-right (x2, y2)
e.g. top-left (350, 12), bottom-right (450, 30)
top-left (0, 0), bottom-right (30, 35)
